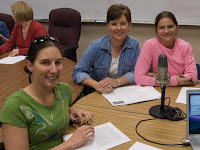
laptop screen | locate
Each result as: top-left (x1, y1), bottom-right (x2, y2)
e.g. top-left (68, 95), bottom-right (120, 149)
top-left (189, 92), bottom-right (200, 134)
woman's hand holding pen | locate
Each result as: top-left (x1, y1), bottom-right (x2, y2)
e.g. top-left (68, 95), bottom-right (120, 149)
top-left (69, 108), bottom-right (94, 125)
top-left (176, 74), bottom-right (195, 86)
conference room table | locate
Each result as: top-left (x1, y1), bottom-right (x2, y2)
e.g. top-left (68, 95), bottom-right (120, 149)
top-left (0, 51), bottom-right (83, 145)
top-left (65, 85), bottom-right (200, 150)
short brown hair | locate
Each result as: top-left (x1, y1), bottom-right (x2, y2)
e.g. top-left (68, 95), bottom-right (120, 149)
top-left (11, 1), bottom-right (33, 21)
top-left (107, 4), bottom-right (131, 23)
top-left (155, 11), bottom-right (178, 28)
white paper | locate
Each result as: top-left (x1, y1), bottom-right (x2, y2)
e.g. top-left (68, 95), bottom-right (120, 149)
top-left (128, 142), bottom-right (162, 150)
top-left (0, 56), bottom-right (26, 64)
top-left (63, 122), bottom-right (131, 150)
top-left (176, 87), bottom-right (200, 104)
top-left (102, 85), bottom-right (161, 106)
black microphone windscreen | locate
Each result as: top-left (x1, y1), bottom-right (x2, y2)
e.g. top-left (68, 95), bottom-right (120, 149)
top-left (158, 54), bottom-right (168, 67)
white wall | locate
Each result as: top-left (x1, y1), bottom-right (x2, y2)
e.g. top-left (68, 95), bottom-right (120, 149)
top-left (2, 0), bottom-right (200, 25)
top-left (43, 23), bottom-right (200, 64)
top-left (78, 23), bottom-right (200, 64)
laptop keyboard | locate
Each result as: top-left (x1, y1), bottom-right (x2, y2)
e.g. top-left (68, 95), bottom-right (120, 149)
top-left (196, 137), bottom-right (200, 142)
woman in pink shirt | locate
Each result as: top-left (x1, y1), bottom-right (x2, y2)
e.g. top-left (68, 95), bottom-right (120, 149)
top-left (134, 11), bottom-right (197, 86)
top-left (0, 1), bottom-right (48, 56)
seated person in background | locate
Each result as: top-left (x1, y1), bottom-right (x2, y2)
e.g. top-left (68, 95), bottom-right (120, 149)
top-left (134, 11), bottom-right (197, 86)
top-left (0, 1), bottom-right (48, 57)
top-left (0, 36), bottom-right (94, 150)
top-left (73, 4), bottom-right (140, 94)
top-left (0, 21), bottom-right (10, 45)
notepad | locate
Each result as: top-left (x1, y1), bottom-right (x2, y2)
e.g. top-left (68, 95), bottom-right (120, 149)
top-left (0, 56), bottom-right (26, 64)
top-left (102, 85), bottom-right (161, 106)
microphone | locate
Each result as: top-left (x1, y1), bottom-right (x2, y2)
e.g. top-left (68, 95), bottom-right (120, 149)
top-left (149, 54), bottom-right (172, 118)
top-left (155, 54), bottom-right (170, 87)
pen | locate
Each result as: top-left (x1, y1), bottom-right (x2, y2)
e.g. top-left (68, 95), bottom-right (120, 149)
top-left (177, 73), bottom-right (194, 83)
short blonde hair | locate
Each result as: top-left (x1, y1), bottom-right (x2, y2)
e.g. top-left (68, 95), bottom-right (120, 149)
top-left (11, 1), bottom-right (33, 21)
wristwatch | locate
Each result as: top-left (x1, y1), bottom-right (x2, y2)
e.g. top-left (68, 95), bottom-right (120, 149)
top-left (116, 78), bottom-right (121, 86)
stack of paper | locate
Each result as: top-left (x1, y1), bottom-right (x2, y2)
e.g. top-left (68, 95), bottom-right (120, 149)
top-left (63, 122), bottom-right (131, 150)
top-left (102, 85), bottom-right (161, 106)
top-left (0, 56), bottom-right (26, 64)
top-left (176, 87), bottom-right (200, 104)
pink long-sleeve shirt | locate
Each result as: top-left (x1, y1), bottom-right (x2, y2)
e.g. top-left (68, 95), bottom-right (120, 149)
top-left (134, 37), bottom-right (197, 86)
top-left (0, 20), bottom-right (49, 55)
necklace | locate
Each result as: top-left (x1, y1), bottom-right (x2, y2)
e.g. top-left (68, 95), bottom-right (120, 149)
top-left (22, 21), bottom-right (31, 34)
top-left (22, 28), bottom-right (28, 34)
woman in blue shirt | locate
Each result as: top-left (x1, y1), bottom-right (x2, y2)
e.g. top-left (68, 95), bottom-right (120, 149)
top-left (73, 4), bottom-right (140, 94)
top-left (0, 21), bottom-right (10, 45)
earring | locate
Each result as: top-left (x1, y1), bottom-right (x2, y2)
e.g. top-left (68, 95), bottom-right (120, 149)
top-left (29, 72), bottom-right (32, 83)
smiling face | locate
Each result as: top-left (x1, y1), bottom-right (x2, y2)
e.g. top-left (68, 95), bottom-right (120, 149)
top-left (28, 46), bottom-right (63, 89)
top-left (107, 15), bottom-right (132, 42)
top-left (156, 17), bottom-right (178, 49)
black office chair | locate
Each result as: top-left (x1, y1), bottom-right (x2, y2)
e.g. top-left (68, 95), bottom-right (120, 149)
top-left (0, 13), bottom-right (15, 35)
top-left (48, 8), bottom-right (81, 62)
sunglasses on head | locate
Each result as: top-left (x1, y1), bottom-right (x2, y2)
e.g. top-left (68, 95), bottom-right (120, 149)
top-left (30, 36), bottom-right (60, 49)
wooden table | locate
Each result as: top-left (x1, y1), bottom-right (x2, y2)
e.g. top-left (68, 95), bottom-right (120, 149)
top-left (0, 52), bottom-right (83, 146)
top-left (65, 85), bottom-right (200, 150)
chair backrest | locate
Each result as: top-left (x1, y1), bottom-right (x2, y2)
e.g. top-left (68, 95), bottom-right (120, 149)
top-left (197, 64), bottom-right (200, 80)
top-left (48, 8), bottom-right (81, 62)
top-left (0, 13), bottom-right (15, 35)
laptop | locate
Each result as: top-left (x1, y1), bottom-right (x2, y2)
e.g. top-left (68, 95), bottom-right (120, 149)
top-left (187, 90), bottom-right (200, 150)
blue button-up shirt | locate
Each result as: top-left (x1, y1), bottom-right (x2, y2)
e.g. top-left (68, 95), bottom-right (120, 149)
top-left (73, 35), bottom-right (140, 84)
top-left (0, 21), bottom-right (10, 46)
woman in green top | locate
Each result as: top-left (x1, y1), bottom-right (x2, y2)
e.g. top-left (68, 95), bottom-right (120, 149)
top-left (0, 36), bottom-right (94, 150)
